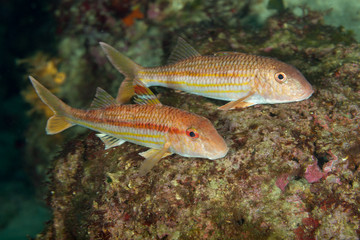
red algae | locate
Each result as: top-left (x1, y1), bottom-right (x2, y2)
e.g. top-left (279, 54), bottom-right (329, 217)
top-left (276, 173), bottom-right (290, 191)
top-left (304, 160), bottom-right (324, 183)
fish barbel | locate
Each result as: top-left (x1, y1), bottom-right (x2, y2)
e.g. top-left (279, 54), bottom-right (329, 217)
top-left (29, 76), bottom-right (228, 175)
top-left (100, 38), bottom-right (313, 110)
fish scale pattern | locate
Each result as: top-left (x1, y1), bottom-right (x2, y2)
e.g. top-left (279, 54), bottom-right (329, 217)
top-left (69, 105), bottom-right (186, 150)
top-left (137, 54), bottom-right (269, 101)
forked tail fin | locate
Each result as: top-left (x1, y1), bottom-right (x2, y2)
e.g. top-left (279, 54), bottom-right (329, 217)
top-left (29, 76), bottom-right (74, 135)
top-left (99, 42), bottom-right (143, 104)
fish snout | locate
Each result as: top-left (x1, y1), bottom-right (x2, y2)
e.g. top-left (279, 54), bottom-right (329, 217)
top-left (207, 138), bottom-right (229, 160)
top-left (299, 81), bottom-right (314, 100)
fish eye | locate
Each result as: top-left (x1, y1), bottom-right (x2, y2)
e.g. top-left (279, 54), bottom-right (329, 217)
top-left (275, 72), bottom-right (287, 83)
top-left (186, 128), bottom-right (199, 138)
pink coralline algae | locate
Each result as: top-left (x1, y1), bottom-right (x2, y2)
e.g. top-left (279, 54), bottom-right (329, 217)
top-left (304, 152), bottom-right (341, 184)
top-left (304, 160), bottom-right (324, 183)
top-left (276, 173), bottom-right (290, 191)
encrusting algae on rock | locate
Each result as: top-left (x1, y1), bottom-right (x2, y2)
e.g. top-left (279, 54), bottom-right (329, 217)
top-left (29, 76), bottom-right (228, 175)
top-left (100, 38), bottom-right (313, 110)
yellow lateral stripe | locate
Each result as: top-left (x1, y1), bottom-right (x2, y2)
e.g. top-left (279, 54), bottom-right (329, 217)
top-left (70, 119), bottom-right (164, 144)
top-left (193, 89), bottom-right (249, 93)
top-left (140, 79), bottom-right (250, 87)
top-left (122, 136), bottom-right (164, 145)
top-left (111, 131), bottom-right (163, 138)
top-left (138, 71), bottom-right (254, 79)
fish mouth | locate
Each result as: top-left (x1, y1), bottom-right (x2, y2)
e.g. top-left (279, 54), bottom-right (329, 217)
top-left (299, 85), bottom-right (314, 100)
top-left (208, 145), bottom-right (229, 160)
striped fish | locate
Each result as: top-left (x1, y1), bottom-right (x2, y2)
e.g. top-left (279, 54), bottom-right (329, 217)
top-left (100, 38), bottom-right (313, 110)
top-left (29, 76), bottom-right (228, 175)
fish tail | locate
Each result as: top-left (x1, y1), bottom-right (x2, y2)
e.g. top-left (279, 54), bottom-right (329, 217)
top-left (29, 76), bottom-right (74, 135)
top-left (99, 42), bottom-right (143, 103)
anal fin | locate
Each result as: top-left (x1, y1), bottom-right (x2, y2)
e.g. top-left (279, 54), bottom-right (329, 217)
top-left (96, 133), bottom-right (126, 150)
top-left (218, 91), bottom-right (255, 110)
top-left (139, 142), bottom-right (171, 176)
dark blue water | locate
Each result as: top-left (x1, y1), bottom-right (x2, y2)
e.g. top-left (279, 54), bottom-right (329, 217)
top-left (0, 0), bottom-right (55, 239)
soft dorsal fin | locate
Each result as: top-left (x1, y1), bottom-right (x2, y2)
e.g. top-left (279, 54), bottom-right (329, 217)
top-left (133, 79), bottom-right (162, 106)
top-left (90, 87), bottom-right (118, 109)
top-left (167, 37), bottom-right (201, 65)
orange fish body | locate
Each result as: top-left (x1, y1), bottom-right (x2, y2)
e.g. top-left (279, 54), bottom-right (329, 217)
top-left (101, 38), bottom-right (313, 110)
top-left (29, 76), bottom-right (228, 175)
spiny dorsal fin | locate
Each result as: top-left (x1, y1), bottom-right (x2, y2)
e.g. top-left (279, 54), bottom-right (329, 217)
top-left (167, 37), bottom-right (201, 65)
top-left (133, 79), bottom-right (162, 106)
top-left (96, 133), bottom-right (126, 150)
top-left (90, 87), bottom-right (118, 109)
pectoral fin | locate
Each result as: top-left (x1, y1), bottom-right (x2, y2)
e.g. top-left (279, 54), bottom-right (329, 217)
top-left (139, 142), bottom-right (171, 176)
top-left (218, 91), bottom-right (255, 110)
top-left (139, 148), bottom-right (173, 159)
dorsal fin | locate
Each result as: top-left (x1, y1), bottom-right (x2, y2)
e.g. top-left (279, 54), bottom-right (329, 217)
top-left (133, 79), bottom-right (162, 106)
top-left (90, 87), bottom-right (118, 109)
top-left (167, 37), bottom-right (201, 65)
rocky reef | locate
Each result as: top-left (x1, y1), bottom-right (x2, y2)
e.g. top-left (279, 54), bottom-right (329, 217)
top-left (23, 2), bottom-right (360, 240)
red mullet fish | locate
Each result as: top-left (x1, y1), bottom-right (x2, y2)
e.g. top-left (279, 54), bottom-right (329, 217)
top-left (29, 76), bottom-right (228, 175)
top-left (100, 38), bottom-right (313, 110)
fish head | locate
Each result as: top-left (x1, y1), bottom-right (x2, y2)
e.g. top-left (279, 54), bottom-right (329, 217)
top-left (169, 113), bottom-right (228, 160)
top-left (259, 59), bottom-right (314, 103)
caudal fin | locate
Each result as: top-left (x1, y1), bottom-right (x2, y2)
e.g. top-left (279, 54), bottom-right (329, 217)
top-left (99, 42), bottom-right (142, 103)
top-left (29, 76), bottom-right (74, 135)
